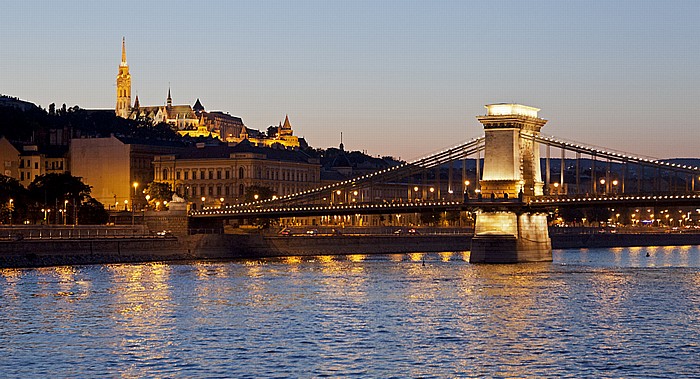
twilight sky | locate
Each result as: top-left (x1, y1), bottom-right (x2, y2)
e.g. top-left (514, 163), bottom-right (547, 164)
top-left (2, 1), bottom-right (699, 160)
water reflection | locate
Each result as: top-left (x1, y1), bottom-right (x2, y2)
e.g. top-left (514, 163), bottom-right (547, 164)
top-left (2, 247), bottom-right (700, 377)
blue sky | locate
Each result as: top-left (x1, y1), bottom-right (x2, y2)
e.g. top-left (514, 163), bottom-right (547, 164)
top-left (2, 1), bottom-right (699, 160)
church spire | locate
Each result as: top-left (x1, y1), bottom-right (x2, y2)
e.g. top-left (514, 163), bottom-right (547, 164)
top-left (115, 37), bottom-right (132, 118)
top-left (120, 37), bottom-right (127, 67)
top-left (167, 87), bottom-right (172, 107)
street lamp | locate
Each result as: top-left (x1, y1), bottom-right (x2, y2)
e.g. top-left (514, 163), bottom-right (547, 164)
top-left (63, 199), bottom-right (68, 225)
top-left (132, 182), bottom-right (139, 225)
top-left (8, 199), bottom-right (13, 226)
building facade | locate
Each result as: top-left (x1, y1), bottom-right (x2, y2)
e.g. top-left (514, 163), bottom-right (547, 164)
top-left (70, 135), bottom-right (184, 209)
top-left (152, 141), bottom-right (320, 208)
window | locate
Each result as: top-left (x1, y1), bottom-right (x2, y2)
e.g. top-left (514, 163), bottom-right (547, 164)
top-left (209, 171), bottom-right (213, 180)
top-left (184, 171), bottom-right (189, 180)
top-left (225, 170), bottom-right (230, 179)
top-left (200, 171), bottom-right (205, 180)
top-left (225, 186), bottom-right (230, 196)
top-left (162, 168), bottom-right (169, 180)
top-left (176, 171), bottom-right (181, 180)
top-left (239, 167), bottom-right (244, 179)
top-left (217, 170), bottom-right (222, 180)
top-left (34, 162), bottom-right (38, 169)
top-left (239, 184), bottom-right (244, 196)
top-left (208, 186), bottom-right (214, 196)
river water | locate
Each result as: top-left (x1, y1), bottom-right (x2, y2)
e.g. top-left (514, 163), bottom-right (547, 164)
top-left (2, 246), bottom-right (700, 378)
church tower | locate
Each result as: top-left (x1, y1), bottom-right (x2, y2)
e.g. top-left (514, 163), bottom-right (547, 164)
top-left (115, 37), bottom-right (132, 118)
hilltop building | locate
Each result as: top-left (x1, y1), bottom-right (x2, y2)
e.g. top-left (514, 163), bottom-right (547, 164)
top-left (114, 38), bottom-right (302, 149)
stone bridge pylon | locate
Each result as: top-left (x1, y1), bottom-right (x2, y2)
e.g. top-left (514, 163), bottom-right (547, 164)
top-left (470, 104), bottom-right (552, 263)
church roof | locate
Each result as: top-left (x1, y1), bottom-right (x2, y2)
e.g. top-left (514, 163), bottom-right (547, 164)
top-left (165, 105), bottom-right (197, 120)
top-left (193, 98), bottom-right (205, 112)
top-left (282, 114), bottom-right (292, 129)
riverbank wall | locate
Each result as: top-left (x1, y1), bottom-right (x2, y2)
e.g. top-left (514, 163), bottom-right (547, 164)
top-left (3, 231), bottom-right (700, 268)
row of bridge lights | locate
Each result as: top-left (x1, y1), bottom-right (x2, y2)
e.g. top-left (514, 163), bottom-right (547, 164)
top-left (195, 200), bottom-right (465, 216)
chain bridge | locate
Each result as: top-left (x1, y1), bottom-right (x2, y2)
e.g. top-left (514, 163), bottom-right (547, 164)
top-left (189, 104), bottom-right (700, 262)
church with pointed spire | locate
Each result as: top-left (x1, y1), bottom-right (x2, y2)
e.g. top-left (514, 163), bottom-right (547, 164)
top-left (114, 38), bottom-right (302, 149)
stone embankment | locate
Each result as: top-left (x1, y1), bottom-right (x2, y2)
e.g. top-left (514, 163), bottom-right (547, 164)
top-left (2, 226), bottom-right (700, 268)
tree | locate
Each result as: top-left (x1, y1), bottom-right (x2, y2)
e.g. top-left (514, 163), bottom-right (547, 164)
top-left (244, 185), bottom-right (276, 203)
top-left (144, 182), bottom-right (173, 205)
top-left (267, 125), bottom-right (278, 139)
top-left (78, 198), bottom-right (109, 225)
top-left (28, 173), bottom-right (92, 208)
top-left (0, 175), bottom-right (29, 224)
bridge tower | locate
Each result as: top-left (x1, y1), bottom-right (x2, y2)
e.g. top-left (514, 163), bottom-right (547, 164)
top-left (470, 104), bottom-right (552, 263)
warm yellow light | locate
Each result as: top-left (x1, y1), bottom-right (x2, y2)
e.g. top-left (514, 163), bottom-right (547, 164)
top-left (219, 197), bottom-right (224, 202)
top-left (612, 180), bottom-right (619, 186)
top-left (254, 194), bottom-right (259, 200)
top-left (133, 182), bottom-right (139, 189)
top-left (553, 182), bottom-right (559, 188)
top-left (600, 179), bottom-right (606, 185)
top-left (336, 190), bottom-right (341, 195)
top-left (414, 186), bottom-right (419, 192)
top-left (429, 187), bottom-right (435, 193)
top-left (353, 190), bottom-right (358, 196)
top-left (485, 103), bottom-right (539, 118)
top-left (145, 195), bottom-right (151, 201)
top-left (201, 197), bottom-right (206, 202)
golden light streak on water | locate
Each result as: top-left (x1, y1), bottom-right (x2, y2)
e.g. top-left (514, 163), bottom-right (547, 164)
top-left (347, 254), bottom-right (366, 262)
top-left (408, 253), bottom-right (424, 262)
top-left (439, 252), bottom-right (453, 262)
top-left (317, 255), bottom-right (334, 264)
top-left (283, 256), bottom-right (302, 265)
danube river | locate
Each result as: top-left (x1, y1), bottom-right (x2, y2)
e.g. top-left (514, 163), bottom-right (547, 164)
top-left (2, 246), bottom-right (700, 378)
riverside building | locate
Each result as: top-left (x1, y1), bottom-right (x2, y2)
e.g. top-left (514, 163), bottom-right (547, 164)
top-left (152, 141), bottom-right (320, 209)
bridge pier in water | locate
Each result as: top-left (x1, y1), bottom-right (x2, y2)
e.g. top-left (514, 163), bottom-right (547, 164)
top-left (470, 210), bottom-right (551, 263)
top-left (470, 104), bottom-right (552, 263)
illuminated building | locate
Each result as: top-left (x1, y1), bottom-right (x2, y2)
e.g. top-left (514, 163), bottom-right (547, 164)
top-left (114, 38), bottom-right (302, 148)
top-left (152, 140), bottom-right (320, 207)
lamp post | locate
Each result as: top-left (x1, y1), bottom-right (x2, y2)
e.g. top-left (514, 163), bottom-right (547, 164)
top-left (132, 182), bottom-right (139, 225)
top-left (63, 200), bottom-right (68, 225)
top-left (612, 179), bottom-right (619, 195)
top-left (599, 178), bottom-right (606, 194)
top-left (8, 199), bottom-right (13, 226)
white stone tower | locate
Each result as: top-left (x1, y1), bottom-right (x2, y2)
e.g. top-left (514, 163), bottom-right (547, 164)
top-left (470, 104), bottom-right (552, 263)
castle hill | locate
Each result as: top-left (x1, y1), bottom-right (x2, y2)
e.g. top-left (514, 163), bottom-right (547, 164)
top-left (2, 4), bottom-right (700, 375)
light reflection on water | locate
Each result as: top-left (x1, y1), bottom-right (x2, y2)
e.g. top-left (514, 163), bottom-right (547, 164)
top-left (1, 246), bottom-right (700, 377)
